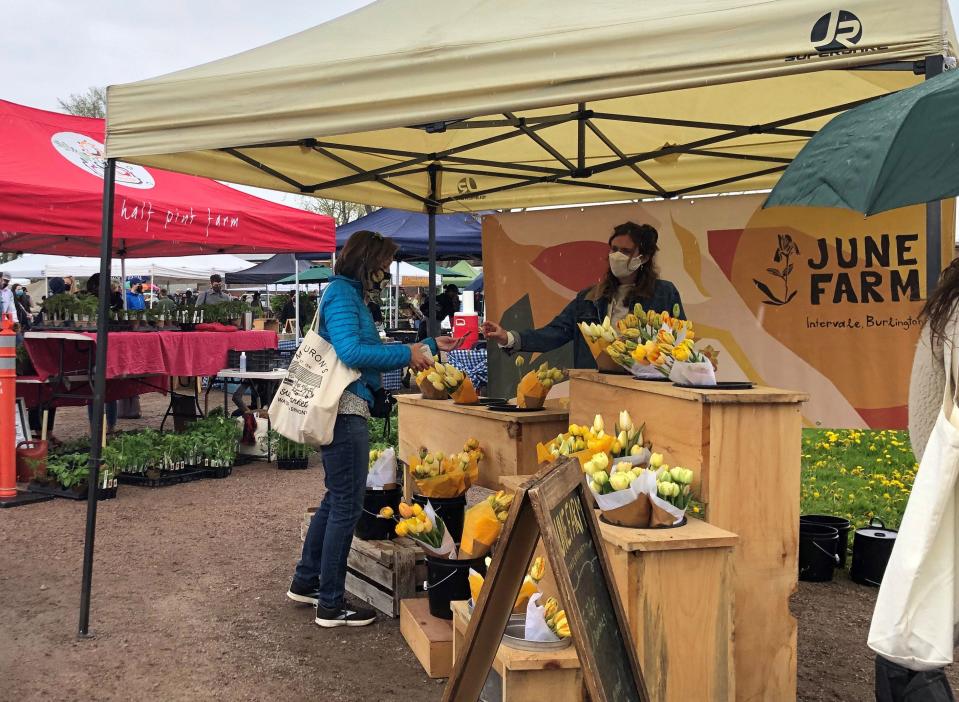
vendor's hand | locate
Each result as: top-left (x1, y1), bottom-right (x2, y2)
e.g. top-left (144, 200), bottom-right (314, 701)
top-left (435, 336), bottom-right (461, 352)
top-left (407, 343), bottom-right (433, 371)
top-left (482, 321), bottom-right (508, 345)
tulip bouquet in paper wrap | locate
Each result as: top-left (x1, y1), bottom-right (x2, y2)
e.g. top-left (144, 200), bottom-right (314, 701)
top-left (536, 411), bottom-right (651, 470)
top-left (367, 447), bottom-right (398, 489)
top-left (577, 316), bottom-right (624, 371)
top-left (459, 490), bottom-right (514, 559)
top-left (587, 451), bottom-right (695, 528)
top-left (468, 556), bottom-right (547, 614)
top-left (525, 593), bottom-right (571, 641)
top-left (391, 500), bottom-right (457, 558)
top-left (407, 438), bottom-right (483, 498)
top-left (515, 361), bottom-right (565, 409)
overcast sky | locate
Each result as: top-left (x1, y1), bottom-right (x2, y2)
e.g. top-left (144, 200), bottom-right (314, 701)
top-left (4, 0), bottom-right (959, 211)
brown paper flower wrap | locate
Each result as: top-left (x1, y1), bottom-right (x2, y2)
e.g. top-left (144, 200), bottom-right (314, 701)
top-left (591, 467), bottom-right (687, 528)
top-left (450, 376), bottom-right (479, 405)
top-left (516, 371), bottom-right (549, 408)
top-left (418, 377), bottom-right (450, 400)
top-left (408, 453), bottom-right (479, 498)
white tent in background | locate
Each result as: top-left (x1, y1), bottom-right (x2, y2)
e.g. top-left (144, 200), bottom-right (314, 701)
top-left (3, 253), bottom-right (253, 281)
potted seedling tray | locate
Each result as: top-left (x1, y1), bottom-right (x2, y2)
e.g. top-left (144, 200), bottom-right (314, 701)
top-left (118, 467), bottom-right (208, 488)
top-left (27, 481), bottom-right (117, 501)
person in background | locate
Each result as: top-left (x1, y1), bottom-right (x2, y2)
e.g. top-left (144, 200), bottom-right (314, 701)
top-left (155, 288), bottom-right (177, 314)
top-left (13, 285), bottom-right (32, 332)
top-left (482, 221), bottom-right (684, 369)
top-left (367, 295), bottom-right (384, 326)
top-left (0, 271), bottom-right (14, 317)
top-left (183, 289), bottom-right (195, 307)
top-left (62, 276), bottom-right (75, 294)
top-left (250, 291), bottom-right (263, 319)
top-left (279, 291), bottom-right (296, 328)
top-left (288, 230), bottom-right (460, 627)
top-left (126, 284), bottom-right (146, 311)
top-left (108, 281), bottom-right (124, 311)
top-left (416, 284), bottom-right (460, 340)
top-left (196, 273), bottom-right (233, 306)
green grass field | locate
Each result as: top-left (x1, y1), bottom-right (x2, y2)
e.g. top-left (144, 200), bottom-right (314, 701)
top-left (801, 428), bottom-right (917, 529)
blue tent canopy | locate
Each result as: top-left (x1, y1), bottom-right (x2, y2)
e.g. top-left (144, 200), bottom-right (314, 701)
top-left (466, 273), bottom-right (483, 292)
top-left (295, 208), bottom-right (483, 260)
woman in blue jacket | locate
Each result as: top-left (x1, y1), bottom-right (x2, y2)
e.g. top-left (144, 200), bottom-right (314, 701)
top-left (288, 230), bottom-right (458, 628)
top-left (482, 222), bottom-right (684, 368)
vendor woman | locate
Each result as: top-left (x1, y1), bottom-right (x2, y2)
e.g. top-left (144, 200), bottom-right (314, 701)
top-left (482, 221), bottom-right (684, 368)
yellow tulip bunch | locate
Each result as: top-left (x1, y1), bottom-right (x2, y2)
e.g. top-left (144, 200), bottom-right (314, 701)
top-left (411, 438), bottom-right (483, 479)
top-left (369, 448), bottom-right (385, 470)
top-left (543, 596), bottom-right (571, 638)
top-left (394, 501), bottom-right (445, 548)
top-left (486, 490), bottom-right (514, 522)
top-left (656, 465), bottom-right (695, 510)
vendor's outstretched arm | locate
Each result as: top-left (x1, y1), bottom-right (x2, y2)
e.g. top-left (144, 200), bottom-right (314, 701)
top-left (511, 298), bottom-right (580, 353)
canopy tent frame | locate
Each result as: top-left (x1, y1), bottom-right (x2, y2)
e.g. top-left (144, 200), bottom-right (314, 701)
top-left (87, 2), bottom-right (957, 664)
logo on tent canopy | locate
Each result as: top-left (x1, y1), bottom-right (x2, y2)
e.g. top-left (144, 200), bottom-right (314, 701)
top-left (810, 10), bottom-right (862, 52)
top-left (51, 132), bottom-right (156, 190)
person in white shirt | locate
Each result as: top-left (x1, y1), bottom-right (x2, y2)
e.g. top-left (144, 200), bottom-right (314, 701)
top-left (0, 272), bottom-right (14, 318)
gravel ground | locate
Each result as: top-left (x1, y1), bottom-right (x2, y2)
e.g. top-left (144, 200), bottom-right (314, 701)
top-left (1, 394), bottom-right (955, 701)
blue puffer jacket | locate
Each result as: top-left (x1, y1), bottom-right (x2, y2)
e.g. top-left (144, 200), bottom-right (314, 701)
top-left (319, 275), bottom-right (436, 407)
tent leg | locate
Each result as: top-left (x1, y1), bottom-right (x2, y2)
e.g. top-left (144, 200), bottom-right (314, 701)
top-left (427, 164), bottom-right (439, 338)
top-left (149, 274), bottom-right (154, 308)
top-left (925, 54), bottom-right (945, 296)
top-left (78, 158), bottom-right (116, 638)
top-left (294, 267), bottom-right (300, 341)
top-left (120, 256), bottom-right (127, 310)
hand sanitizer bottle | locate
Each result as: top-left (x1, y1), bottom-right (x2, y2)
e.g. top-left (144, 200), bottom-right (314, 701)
top-left (239, 351), bottom-right (247, 373)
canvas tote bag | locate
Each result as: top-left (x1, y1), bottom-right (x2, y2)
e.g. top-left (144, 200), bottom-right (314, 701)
top-left (868, 335), bottom-right (959, 671)
top-left (269, 307), bottom-right (361, 447)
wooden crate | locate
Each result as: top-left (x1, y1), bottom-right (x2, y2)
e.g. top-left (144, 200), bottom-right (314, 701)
top-left (396, 395), bottom-right (568, 494)
top-left (401, 598), bottom-right (454, 678)
top-left (451, 600), bottom-right (584, 701)
top-left (600, 517), bottom-right (738, 702)
top-left (345, 537), bottom-right (427, 618)
top-left (569, 370), bottom-right (807, 702)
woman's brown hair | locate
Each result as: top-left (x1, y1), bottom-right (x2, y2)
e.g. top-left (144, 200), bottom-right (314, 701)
top-left (334, 230), bottom-right (399, 293)
top-left (921, 257), bottom-right (959, 348)
top-left (591, 221), bottom-right (660, 305)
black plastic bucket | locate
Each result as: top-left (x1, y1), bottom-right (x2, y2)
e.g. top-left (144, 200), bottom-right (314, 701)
top-left (426, 554), bottom-right (487, 620)
top-left (850, 518), bottom-right (898, 587)
top-left (801, 514), bottom-right (852, 568)
top-left (412, 493), bottom-right (467, 544)
top-left (354, 487), bottom-right (402, 541)
top-left (799, 522), bottom-right (840, 582)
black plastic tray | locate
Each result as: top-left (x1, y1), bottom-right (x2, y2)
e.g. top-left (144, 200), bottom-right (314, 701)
top-left (118, 469), bottom-right (207, 488)
top-left (673, 381), bottom-right (755, 390)
top-left (27, 481), bottom-right (117, 501)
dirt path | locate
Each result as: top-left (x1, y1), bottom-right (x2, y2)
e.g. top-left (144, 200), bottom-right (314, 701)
top-left (1, 395), bottom-right (956, 701)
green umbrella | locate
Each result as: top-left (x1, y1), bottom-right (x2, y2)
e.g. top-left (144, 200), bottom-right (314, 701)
top-left (409, 261), bottom-right (460, 277)
top-left (765, 69), bottom-right (959, 216)
top-left (276, 266), bottom-right (331, 284)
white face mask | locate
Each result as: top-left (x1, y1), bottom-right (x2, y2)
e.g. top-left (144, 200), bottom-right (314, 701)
top-left (608, 252), bottom-right (645, 280)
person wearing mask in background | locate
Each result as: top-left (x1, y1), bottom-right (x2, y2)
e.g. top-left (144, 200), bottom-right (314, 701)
top-left (126, 284), bottom-right (146, 311)
top-left (62, 276), bottom-right (75, 294)
top-left (13, 285), bottom-right (31, 332)
top-left (482, 222), bottom-right (684, 369)
top-left (196, 273), bottom-right (232, 306)
top-left (183, 289), bottom-right (195, 307)
top-left (288, 230), bottom-right (460, 627)
top-left (155, 288), bottom-right (177, 314)
top-left (250, 291), bottom-right (263, 319)
top-left (416, 284), bottom-right (460, 340)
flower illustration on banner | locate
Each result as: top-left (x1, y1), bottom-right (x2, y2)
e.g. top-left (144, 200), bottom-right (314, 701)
top-left (753, 233), bottom-right (800, 305)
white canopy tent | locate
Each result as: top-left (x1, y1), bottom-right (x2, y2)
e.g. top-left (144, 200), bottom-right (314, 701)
top-left (3, 253), bottom-right (253, 281)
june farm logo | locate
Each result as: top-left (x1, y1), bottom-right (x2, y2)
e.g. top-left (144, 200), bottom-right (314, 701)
top-left (786, 10), bottom-right (885, 63)
top-left (51, 132), bottom-right (156, 190)
top-left (753, 233), bottom-right (921, 308)
top-left (455, 176), bottom-right (485, 200)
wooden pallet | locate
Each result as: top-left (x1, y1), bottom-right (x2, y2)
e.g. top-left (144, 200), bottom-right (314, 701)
top-left (345, 537), bottom-right (427, 618)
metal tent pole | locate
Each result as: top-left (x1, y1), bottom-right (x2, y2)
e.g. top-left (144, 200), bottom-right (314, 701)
top-left (120, 255), bottom-right (127, 310)
top-left (294, 266), bottom-right (300, 341)
top-left (78, 158), bottom-right (116, 638)
top-left (925, 54), bottom-right (945, 296)
top-left (427, 164), bottom-right (439, 338)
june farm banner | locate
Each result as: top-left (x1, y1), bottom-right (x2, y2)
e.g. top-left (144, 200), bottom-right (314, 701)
top-left (483, 195), bottom-right (955, 429)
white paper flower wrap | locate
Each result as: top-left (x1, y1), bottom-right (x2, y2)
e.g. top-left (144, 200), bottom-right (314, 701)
top-left (367, 447), bottom-right (397, 488)
top-left (524, 592), bottom-right (560, 642)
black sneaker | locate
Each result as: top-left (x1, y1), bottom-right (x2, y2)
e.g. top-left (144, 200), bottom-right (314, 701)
top-left (315, 603), bottom-right (376, 628)
top-left (286, 579), bottom-right (320, 606)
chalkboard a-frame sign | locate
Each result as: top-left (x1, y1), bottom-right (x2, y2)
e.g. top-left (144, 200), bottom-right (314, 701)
top-left (443, 457), bottom-right (649, 702)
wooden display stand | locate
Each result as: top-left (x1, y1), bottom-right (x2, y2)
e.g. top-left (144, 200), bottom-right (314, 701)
top-left (600, 518), bottom-right (738, 702)
top-left (451, 600), bottom-right (584, 702)
top-left (401, 598), bottom-right (453, 678)
top-left (568, 370), bottom-right (807, 702)
top-left (346, 537), bottom-right (427, 618)
top-left (396, 395), bottom-right (569, 492)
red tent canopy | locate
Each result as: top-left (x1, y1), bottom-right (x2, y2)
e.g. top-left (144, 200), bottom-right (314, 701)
top-left (0, 100), bottom-right (335, 256)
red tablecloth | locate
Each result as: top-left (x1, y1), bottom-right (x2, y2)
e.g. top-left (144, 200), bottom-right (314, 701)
top-left (24, 330), bottom-right (278, 381)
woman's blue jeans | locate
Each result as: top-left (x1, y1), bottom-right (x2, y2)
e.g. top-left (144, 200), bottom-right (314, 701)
top-left (294, 413), bottom-right (368, 610)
